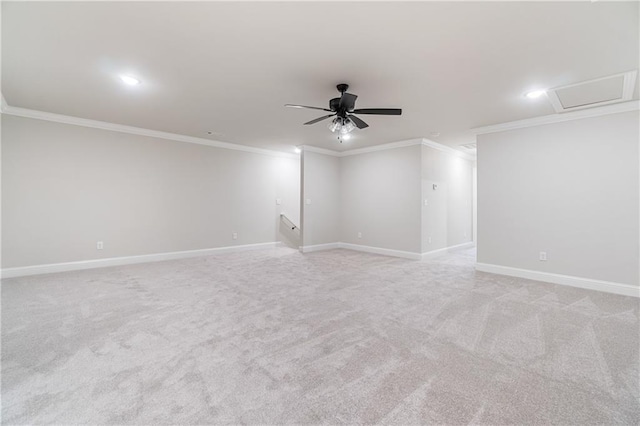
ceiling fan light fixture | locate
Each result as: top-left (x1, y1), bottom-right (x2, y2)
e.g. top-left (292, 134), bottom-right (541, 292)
top-left (328, 118), bottom-right (342, 133)
top-left (341, 119), bottom-right (356, 134)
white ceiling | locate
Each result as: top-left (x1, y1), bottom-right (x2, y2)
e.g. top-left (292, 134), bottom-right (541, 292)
top-left (2, 1), bottom-right (638, 154)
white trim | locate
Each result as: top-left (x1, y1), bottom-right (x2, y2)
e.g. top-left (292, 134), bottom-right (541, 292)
top-left (475, 263), bottom-right (639, 298)
top-left (302, 241), bottom-right (475, 260)
top-left (300, 243), bottom-right (342, 253)
top-left (1, 242), bottom-right (279, 279)
top-left (472, 100), bottom-right (640, 135)
top-left (421, 247), bottom-right (453, 259)
top-left (0, 102), bottom-right (470, 160)
top-left (547, 70), bottom-right (637, 113)
top-left (421, 139), bottom-right (476, 161)
top-left (1, 105), bottom-right (296, 159)
top-left (421, 242), bottom-right (475, 260)
top-left (300, 138), bottom-right (475, 160)
top-left (340, 243), bottom-right (422, 260)
top-left (300, 241), bottom-right (421, 259)
top-left (622, 70), bottom-right (637, 100)
top-left (299, 145), bottom-right (341, 157)
top-left (339, 138), bottom-right (423, 157)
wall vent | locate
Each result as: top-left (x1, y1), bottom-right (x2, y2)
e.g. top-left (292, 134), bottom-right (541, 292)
top-left (547, 70), bottom-right (637, 113)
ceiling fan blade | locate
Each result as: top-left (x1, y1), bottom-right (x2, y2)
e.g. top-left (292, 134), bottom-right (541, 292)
top-left (339, 93), bottom-right (358, 111)
top-left (285, 104), bottom-right (332, 112)
top-left (351, 108), bottom-right (402, 115)
top-left (304, 114), bottom-right (335, 125)
top-left (348, 115), bottom-right (369, 129)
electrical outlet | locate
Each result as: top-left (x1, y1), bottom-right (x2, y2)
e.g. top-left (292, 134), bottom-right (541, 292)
top-left (464, 231), bottom-right (467, 237)
top-left (539, 251), bottom-right (547, 261)
top-left (232, 232), bottom-right (238, 240)
top-left (96, 241), bottom-right (104, 250)
top-left (428, 237), bottom-right (432, 244)
top-left (357, 232), bottom-right (362, 239)
top-left (424, 199), bottom-right (429, 206)
top-left (276, 198), bottom-right (282, 205)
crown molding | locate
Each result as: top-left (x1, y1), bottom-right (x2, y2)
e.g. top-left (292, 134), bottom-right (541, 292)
top-left (472, 100), bottom-right (640, 136)
top-left (339, 138), bottom-right (423, 157)
top-left (421, 138), bottom-right (476, 161)
top-left (301, 137), bottom-right (475, 161)
top-left (300, 139), bottom-right (423, 158)
top-left (1, 102), bottom-right (472, 161)
top-left (299, 145), bottom-right (341, 157)
top-left (339, 137), bottom-right (476, 161)
top-left (1, 104), bottom-right (296, 159)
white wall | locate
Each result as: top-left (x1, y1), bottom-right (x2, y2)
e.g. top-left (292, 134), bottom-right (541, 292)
top-left (340, 145), bottom-right (422, 253)
top-left (276, 157), bottom-right (300, 228)
top-left (300, 142), bottom-right (474, 257)
top-left (472, 166), bottom-right (477, 243)
top-left (2, 115), bottom-right (299, 268)
top-left (477, 110), bottom-right (639, 286)
top-left (300, 150), bottom-right (341, 247)
top-left (421, 145), bottom-right (474, 253)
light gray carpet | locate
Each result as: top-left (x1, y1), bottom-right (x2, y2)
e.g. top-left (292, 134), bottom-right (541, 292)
top-left (2, 247), bottom-right (639, 424)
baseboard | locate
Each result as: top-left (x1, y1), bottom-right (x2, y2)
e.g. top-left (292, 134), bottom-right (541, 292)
top-left (340, 243), bottom-right (422, 260)
top-left (300, 242), bottom-right (420, 260)
top-left (475, 263), bottom-right (640, 298)
top-left (422, 242), bottom-right (475, 260)
top-left (300, 241), bottom-right (473, 261)
top-left (1, 242), bottom-right (279, 279)
top-left (300, 243), bottom-right (342, 253)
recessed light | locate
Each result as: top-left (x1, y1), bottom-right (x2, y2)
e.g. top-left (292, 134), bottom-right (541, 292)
top-left (120, 75), bottom-right (141, 86)
top-left (525, 90), bottom-right (546, 99)
top-left (294, 147), bottom-right (301, 154)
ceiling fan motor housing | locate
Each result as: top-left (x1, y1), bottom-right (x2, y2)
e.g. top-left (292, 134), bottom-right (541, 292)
top-left (336, 83), bottom-right (349, 93)
top-left (285, 83), bottom-right (401, 130)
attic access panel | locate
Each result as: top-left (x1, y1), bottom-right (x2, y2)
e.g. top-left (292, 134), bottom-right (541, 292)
top-left (547, 70), bottom-right (637, 113)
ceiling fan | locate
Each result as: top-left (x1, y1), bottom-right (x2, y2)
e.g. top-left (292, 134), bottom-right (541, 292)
top-left (285, 84), bottom-right (402, 137)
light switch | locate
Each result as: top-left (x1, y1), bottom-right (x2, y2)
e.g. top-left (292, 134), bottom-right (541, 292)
top-left (305, 199), bottom-right (312, 205)
top-left (276, 198), bottom-right (282, 205)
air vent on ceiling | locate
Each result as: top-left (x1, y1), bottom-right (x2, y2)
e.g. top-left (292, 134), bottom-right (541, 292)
top-left (547, 70), bottom-right (637, 113)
